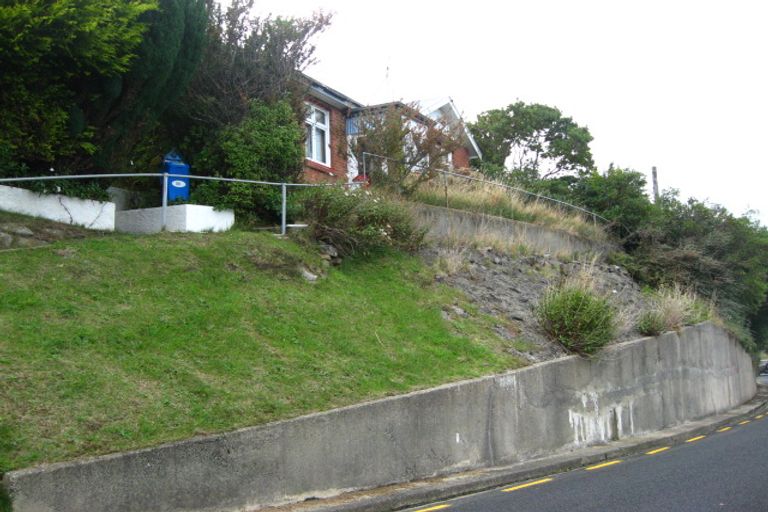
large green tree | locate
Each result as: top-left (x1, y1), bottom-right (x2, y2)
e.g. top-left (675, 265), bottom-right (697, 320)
top-left (89, 0), bottom-right (209, 170)
top-left (0, 0), bottom-right (157, 168)
top-left (469, 102), bottom-right (594, 180)
top-left (179, 0), bottom-right (331, 130)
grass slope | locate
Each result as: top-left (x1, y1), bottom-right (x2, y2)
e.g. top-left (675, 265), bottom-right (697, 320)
top-left (0, 230), bottom-right (523, 472)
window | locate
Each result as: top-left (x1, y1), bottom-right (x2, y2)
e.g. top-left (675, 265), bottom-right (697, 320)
top-left (305, 103), bottom-right (331, 166)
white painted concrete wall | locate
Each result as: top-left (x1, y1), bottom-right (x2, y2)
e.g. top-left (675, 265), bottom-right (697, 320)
top-left (115, 204), bottom-right (234, 234)
top-left (0, 185), bottom-right (115, 230)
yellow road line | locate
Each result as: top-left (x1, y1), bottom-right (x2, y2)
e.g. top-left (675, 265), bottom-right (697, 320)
top-left (717, 426), bottom-right (732, 433)
top-left (414, 505), bottom-right (451, 512)
top-left (685, 435), bottom-right (706, 443)
top-left (646, 446), bottom-right (670, 455)
top-left (585, 460), bottom-right (622, 471)
top-left (738, 420), bottom-right (750, 425)
top-left (501, 478), bottom-right (554, 493)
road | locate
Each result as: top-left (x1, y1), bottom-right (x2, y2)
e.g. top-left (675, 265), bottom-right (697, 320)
top-left (410, 408), bottom-right (768, 512)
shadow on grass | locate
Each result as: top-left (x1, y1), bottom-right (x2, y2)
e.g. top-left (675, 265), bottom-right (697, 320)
top-left (0, 485), bottom-right (11, 512)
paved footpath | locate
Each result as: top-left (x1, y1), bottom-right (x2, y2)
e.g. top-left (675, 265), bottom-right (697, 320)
top-left (408, 408), bottom-right (768, 512)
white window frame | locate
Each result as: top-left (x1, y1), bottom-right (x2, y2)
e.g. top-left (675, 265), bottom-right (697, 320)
top-left (305, 103), bottom-right (332, 167)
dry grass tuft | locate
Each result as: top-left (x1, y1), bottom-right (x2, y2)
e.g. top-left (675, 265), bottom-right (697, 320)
top-left (411, 174), bottom-right (607, 241)
top-left (637, 285), bottom-right (712, 336)
top-left (434, 247), bottom-right (468, 275)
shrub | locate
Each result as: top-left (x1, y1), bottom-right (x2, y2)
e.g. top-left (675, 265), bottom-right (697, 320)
top-left (191, 99), bottom-right (304, 221)
top-left (536, 282), bottom-right (616, 356)
top-left (295, 187), bottom-right (425, 257)
top-left (636, 310), bottom-right (666, 337)
top-left (637, 285), bottom-right (712, 336)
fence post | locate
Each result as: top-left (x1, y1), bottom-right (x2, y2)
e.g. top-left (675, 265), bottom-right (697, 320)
top-left (443, 170), bottom-right (449, 208)
top-left (281, 183), bottom-right (287, 236)
top-left (161, 172), bottom-right (168, 231)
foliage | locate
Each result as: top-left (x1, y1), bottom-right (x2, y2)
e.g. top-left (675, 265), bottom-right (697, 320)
top-left (296, 187), bottom-right (426, 257)
top-left (0, 0), bottom-right (157, 168)
top-left (178, 0), bottom-right (331, 130)
top-left (571, 166), bottom-right (654, 241)
top-left (469, 102), bottom-right (594, 179)
top-left (0, 483), bottom-right (9, 512)
top-left (349, 103), bottom-right (462, 195)
top-left (0, 229), bottom-right (522, 470)
top-left (636, 310), bottom-right (667, 337)
top-left (90, 0), bottom-right (209, 170)
top-left (536, 280), bottom-right (616, 356)
top-left (637, 285), bottom-right (711, 336)
top-left (190, 100), bottom-right (304, 220)
top-left (509, 165), bottom-right (768, 352)
top-left (632, 193), bottom-right (768, 324)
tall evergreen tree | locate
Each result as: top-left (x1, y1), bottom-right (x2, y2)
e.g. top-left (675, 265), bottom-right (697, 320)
top-left (89, 0), bottom-right (209, 169)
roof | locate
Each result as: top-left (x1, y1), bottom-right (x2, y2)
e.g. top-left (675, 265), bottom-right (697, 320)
top-left (427, 100), bottom-right (483, 160)
top-left (301, 73), bottom-right (363, 111)
top-left (350, 101), bottom-right (434, 125)
top-left (301, 74), bottom-right (482, 160)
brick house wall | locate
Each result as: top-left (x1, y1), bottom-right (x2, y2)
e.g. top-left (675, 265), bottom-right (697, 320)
top-left (303, 98), bottom-right (349, 183)
top-left (451, 146), bottom-right (471, 169)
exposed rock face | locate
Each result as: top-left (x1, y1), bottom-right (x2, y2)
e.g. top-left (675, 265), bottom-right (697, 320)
top-left (424, 247), bottom-right (648, 363)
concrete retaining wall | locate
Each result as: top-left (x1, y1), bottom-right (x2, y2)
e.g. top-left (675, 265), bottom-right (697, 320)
top-left (411, 203), bottom-right (615, 257)
top-left (0, 185), bottom-right (115, 231)
top-left (115, 204), bottom-right (235, 234)
top-left (3, 323), bottom-right (755, 512)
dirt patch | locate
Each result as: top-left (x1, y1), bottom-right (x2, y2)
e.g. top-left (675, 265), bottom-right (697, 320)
top-left (0, 211), bottom-right (107, 250)
top-left (424, 246), bottom-right (648, 363)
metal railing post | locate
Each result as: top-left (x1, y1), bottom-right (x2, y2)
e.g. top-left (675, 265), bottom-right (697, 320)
top-left (281, 183), bottom-right (287, 236)
top-left (161, 172), bottom-right (168, 231)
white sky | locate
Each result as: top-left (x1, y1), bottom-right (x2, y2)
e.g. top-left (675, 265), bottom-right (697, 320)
top-left (251, 0), bottom-right (768, 224)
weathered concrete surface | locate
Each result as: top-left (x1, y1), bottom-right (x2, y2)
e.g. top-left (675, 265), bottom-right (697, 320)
top-left (3, 323), bottom-right (755, 512)
top-left (115, 204), bottom-right (234, 234)
top-left (0, 184), bottom-right (115, 230)
top-left (410, 203), bottom-right (615, 257)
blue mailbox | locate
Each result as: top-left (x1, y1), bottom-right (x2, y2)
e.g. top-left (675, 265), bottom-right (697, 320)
top-left (163, 151), bottom-right (190, 201)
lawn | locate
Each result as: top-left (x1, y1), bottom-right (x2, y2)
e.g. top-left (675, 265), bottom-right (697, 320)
top-left (0, 229), bottom-right (524, 472)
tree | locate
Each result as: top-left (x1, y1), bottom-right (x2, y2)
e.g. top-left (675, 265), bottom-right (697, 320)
top-left (179, 0), bottom-right (331, 130)
top-left (0, 0), bottom-right (157, 169)
top-left (348, 103), bottom-right (462, 195)
top-left (571, 167), bottom-right (654, 241)
top-left (88, 0), bottom-right (209, 170)
top-left (469, 101), bottom-right (594, 180)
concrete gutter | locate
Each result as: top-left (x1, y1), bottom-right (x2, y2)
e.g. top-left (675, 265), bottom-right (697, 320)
top-left (262, 387), bottom-right (768, 512)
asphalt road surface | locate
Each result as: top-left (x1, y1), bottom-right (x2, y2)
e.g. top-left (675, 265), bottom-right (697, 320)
top-left (411, 409), bottom-right (768, 512)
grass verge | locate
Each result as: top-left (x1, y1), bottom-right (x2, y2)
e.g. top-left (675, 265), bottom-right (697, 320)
top-left (0, 229), bottom-right (524, 472)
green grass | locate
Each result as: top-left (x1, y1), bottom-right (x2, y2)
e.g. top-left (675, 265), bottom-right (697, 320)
top-left (0, 229), bottom-right (524, 472)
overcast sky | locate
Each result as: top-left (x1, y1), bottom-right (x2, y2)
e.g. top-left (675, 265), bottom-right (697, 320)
top-left (252, 0), bottom-right (767, 224)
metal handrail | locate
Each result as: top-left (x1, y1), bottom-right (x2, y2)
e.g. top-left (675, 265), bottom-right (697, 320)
top-left (360, 152), bottom-right (611, 225)
top-left (0, 172), bottom-right (339, 235)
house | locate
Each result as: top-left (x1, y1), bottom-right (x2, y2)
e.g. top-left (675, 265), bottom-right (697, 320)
top-left (301, 75), bottom-right (482, 183)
